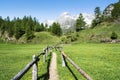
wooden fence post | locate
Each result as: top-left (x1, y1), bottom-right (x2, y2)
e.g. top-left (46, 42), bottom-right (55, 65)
top-left (43, 54), bottom-right (46, 62)
top-left (32, 55), bottom-right (38, 80)
top-left (43, 48), bottom-right (46, 62)
top-left (61, 54), bottom-right (66, 67)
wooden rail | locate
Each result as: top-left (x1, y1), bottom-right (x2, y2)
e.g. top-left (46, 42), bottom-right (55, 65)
top-left (61, 51), bottom-right (92, 80)
top-left (12, 46), bottom-right (52, 80)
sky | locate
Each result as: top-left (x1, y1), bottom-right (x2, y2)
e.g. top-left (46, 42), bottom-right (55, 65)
top-left (0, 0), bottom-right (118, 22)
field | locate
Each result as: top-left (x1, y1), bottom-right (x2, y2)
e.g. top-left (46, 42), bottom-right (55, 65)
top-left (58, 43), bottom-right (120, 80)
top-left (0, 43), bottom-right (120, 80)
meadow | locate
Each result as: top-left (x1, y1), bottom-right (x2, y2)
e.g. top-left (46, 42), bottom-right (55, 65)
top-left (0, 43), bottom-right (120, 80)
top-left (58, 43), bottom-right (120, 80)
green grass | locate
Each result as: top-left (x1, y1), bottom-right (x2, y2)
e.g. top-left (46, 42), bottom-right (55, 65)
top-left (0, 43), bottom-right (49, 80)
top-left (0, 43), bottom-right (120, 80)
top-left (76, 22), bottom-right (120, 43)
top-left (57, 43), bottom-right (120, 80)
top-left (19, 31), bottom-right (60, 44)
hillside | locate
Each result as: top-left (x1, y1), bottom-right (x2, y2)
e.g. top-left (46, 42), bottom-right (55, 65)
top-left (19, 32), bottom-right (60, 44)
top-left (76, 22), bottom-right (120, 43)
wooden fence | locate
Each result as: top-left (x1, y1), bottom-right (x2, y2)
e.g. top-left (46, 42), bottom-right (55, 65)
top-left (12, 45), bottom-right (92, 80)
top-left (12, 46), bottom-right (53, 80)
top-left (61, 51), bottom-right (92, 80)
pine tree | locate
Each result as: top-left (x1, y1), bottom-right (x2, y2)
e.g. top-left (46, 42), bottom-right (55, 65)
top-left (51, 22), bottom-right (62, 36)
top-left (91, 7), bottom-right (102, 28)
top-left (95, 7), bottom-right (101, 18)
top-left (34, 23), bottom-right (41, 32)
top-left (112, 2), bottom-right (120, 19)
top-left (26, 22), bottom-right (34, 40)
top-left (40, 23), bottom-right (45, 31)
top-left (75, 13), bottom-right (86, 32)
top-left (14, 22), bottom-right (21, 39)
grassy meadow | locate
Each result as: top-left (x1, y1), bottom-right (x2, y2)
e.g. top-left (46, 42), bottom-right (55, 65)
top-left (58, 43), bottom-right (120, 80)
top-left (0, 43), bottom-right (120, 80)
top-left (0, 43), bottom-right (48, 80)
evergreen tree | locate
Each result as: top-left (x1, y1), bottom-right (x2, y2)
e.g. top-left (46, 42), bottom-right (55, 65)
top-left (40, 23), bottom-right (45, 31)
top-left (75, 13), bottom-right (86, 32)
top-left (26, 22), bottom-right (34, 40)
top-left (0, 16), bottom-right (3, 29)
top-left (51, 22), bottom-right (62, 36)
top-left (112, 2), bottom-right (120, 19)
top-left (14, 22), bottom-right (21, 39)
top-left (34, 23), bottom-right (41, 32)
top-left (44, 23), bottom-right (48, 31)
top-left (95, 7), bottom-right (101, 18)
top-left (91, 7), bottom-right (102, 28)
top-left (0, 23), bottom-right (6, 35)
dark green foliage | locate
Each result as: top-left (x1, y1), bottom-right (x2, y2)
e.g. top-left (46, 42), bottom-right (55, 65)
top-left (75, 13), bottom-right (86, 31)
top-left (40, 23), bottom-right (45, 31)
top-left (34, 23), bottom-right (41, 32)
top-left (0, 16), bottom-right (4, 30)
top-left (91, 7), bottom-right (102, 28)
top-left (111, 32), bottom-right (118, 40)
top-left (14, 22), bottom-right (21, 39)
top-left (44, 23), bottom-right (48, 31)
top-left (14, 18), bottom-right (25, 39)
top-left (91, 20), bottom-right (98, 28)
top-left (50, 22), bottom-right (62, 36)
top-left (0, 23), bottom-right (6, 35)
top-left (94, 7), bottom-right (101, 18)
top-left (61, 32), bottom-right (78, 44)
top-left (112, 2), bottom-right (120, 19)
top-left (0, 16), bottom-right (45, 41)
top-left (26, 22), bottom-right (35, 40)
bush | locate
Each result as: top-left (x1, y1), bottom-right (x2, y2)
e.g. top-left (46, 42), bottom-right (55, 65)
top-left (111, 32), bottom-right (118, 40)
top-left (61, 32), bottom-right (78, 44)
top-left (61, 36), bottom-right (71, 44)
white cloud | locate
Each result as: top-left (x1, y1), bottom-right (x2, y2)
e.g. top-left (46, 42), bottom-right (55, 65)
top-left (43, 20), bottom-right (54, 27)
top-left (82, 13), bottom-right (95, 25)
top-left (73, 13), bottom-right (95, 25)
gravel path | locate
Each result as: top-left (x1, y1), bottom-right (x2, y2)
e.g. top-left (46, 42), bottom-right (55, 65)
top-left (49, 52), bottom-right (59, 80)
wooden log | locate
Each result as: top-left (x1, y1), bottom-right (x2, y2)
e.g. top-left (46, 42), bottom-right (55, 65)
top-left (61, 51), bottom-right (92, 80)
top-left (12, 55), bottom-right (39, 80)
top-left (32, 55), bottom-right (38, 80)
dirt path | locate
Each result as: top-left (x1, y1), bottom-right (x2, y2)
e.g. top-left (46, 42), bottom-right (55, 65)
top-left (49, 52), bottom-right (59, 80)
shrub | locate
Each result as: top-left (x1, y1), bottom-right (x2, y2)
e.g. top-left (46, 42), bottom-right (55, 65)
top-left (111, 32), bottom-right (118, 40)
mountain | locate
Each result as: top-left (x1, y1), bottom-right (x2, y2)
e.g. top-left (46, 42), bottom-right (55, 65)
top-left (43, 12), bottom-right (95, 33)
top-left (56, 12), bottom-right (76, 33)
top-left (43, 20), bottom-right (54, 27)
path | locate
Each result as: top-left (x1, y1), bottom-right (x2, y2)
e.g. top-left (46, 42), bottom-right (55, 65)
top-left (49, 52), bottom-right (59, 80)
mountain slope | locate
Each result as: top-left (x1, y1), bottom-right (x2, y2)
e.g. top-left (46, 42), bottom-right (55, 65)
top-left (76, 22), bottom-right (120, 43)
top-left (19, 32), bottom-right (60, 44)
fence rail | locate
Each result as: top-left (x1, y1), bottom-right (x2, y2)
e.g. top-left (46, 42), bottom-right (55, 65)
top-left (12, 46), bottom-right (53, 80)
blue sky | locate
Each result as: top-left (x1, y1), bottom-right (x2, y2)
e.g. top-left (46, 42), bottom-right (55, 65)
top-left (0, 0), bottom-right (118, 22)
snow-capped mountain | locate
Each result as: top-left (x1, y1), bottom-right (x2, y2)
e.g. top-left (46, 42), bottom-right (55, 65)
top-left (43, 20), bottom-right (54, 27)
top-left (43, 12), bottom-right (95, 32)
top-left (56, 12), bottom-right (76, 32)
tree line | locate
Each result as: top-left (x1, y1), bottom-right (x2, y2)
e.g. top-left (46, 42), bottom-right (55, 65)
top-left (91, 2), bottom-right (120, 28)
top-left (0, 16), bottom-right (62, 41)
